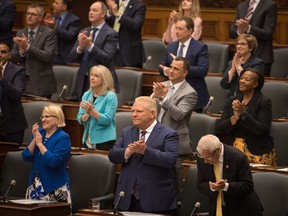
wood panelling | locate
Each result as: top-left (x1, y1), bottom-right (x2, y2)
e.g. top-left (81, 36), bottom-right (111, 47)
top-left (143, 7), bottom-right (288, 46)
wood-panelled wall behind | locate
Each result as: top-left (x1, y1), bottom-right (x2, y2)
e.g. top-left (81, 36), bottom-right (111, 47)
top-left (13, 1), bottom-right (288, 46)
top-left (144, 7), bottom-right (288, 45)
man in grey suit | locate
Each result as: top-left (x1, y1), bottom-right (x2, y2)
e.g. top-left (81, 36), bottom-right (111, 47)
top-left (70, 1), bottom-right (119, 100)
top-left (11, 3), bottom-right (57, 98)
top-left (152, 57), bottom-right (198, 200)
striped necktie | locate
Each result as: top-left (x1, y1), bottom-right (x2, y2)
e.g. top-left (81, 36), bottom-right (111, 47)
top-left (245, 0), bottom-right (256, 22)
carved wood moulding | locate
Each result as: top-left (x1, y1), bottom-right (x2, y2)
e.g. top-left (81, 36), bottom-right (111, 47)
top-left (143, 0), bottom-right (288, 10)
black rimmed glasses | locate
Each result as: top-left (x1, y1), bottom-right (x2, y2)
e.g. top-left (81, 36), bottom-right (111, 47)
top-left (40, 115), bottom-right (56, 120)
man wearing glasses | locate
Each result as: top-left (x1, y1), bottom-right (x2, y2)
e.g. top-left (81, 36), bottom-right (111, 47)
top-left (11, 3), bottom-right (57, 99)
top-left (0, 41), bottom-right (27, 145)
top-left (196, 134), bottom-right (263, 216)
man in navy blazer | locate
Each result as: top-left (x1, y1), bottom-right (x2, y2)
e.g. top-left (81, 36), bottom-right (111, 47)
top-left (230, 0), bottom-right (277, 77)
top-left (106, 0), bottom-right (146, 68)
top-left (44, 0), bottom-right (81, 65)
top-left (109, 96), bottom-right (178, 215)
top-left (0, 0), bottom-right (16, 49)
top-left (196, 134), bottom-right (263, 216)
top-left (70, 1), bottom-right (119, 100)
top-left (160, 16), bottom-right (209, 112)
top-left (0, 41), bottom-right (27, 145)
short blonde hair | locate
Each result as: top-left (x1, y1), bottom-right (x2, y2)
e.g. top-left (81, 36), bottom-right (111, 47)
top-left (43, 104), bottom-right (66, 127)
top-left (89, 65), bottom-right (115, 95)
top-left (135, 96), bottom-right (157, 114)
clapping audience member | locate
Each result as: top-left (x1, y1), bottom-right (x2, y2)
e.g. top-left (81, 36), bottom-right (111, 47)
top-left (217, 68), bottom-right (276, 166)
top-left (0, 41), bottom-right (27, 145)
top-left (163, 0), bottom-right (202, 44)
top-left (152, 57), bottom-right (197, 199)
top-left (70, 1), bottom-right (119, 100)
top-left (220, 34), bottom-right (264, 98)
top-left (0, 0), bottom-right (16, 49)
top-left (109, 96), bottom-right (178, 215)
top-left (230, 0), bottom-right (277, 77)
top-left (106, 0), bottom-right (146, 68)
top-left (77, 65), bottom-right (117, 151)
top-left (11, 3), bottom-right (57, 99)
top-left (43, 0), bottom-right (81, 65)
top-left (22, 104), bottom-right (71, 203)
top-left (160, 16), bottom-right (209, 113)
top-left (196, 134), bottom-right (263, 216)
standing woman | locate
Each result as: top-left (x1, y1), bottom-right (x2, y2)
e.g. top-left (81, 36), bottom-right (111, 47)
top-left (217, 68), bottom-right (276, 166)
top-left (22, 104), bottom-right (71, 202)
top-left (162, 0), bottom-right (202, 44)
top-left (220, 34), bottom-right (264, 98)
top-left (77, 65), bottom-right (118, 151)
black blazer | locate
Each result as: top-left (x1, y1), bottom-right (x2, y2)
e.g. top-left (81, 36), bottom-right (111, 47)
top-left (0, 0), bottom-right (16, 48)
top-left (0, 62), bottom-right (28, 133)
top-left (55, 12), bottom-right (81, 65)
top-left (197, 144), bottom-right (263, 216)
top-left (230, 0), bottom-right (278, 64)
top-left (217, 91), bottom-right (273, 155)
top-left (106, 0), bottom-right (146, 67)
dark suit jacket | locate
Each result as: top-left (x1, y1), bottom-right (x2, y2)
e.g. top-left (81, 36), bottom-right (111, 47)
top-left (230, 0), bottom-right (277, 64)
top-left (159, 80), bottom-right (198, 155)
top-left (217, 91), bottom-right (274, 155)
top-left (197, 144), bottom-right (263, 216)
top-left (0, 62), bottom-right (27, 133)
top-left (54, 12), bottom-right (81, 65)
top-left (220, 56), bottom-right (264, 97)
top-left (106, 0), bottom-right (146, 67)
top-left (0, 0), bottom-right (16, 48)
top-left (11, 25), bottom-right (57, 97)
top-left (108, 122), bottom-right (178, 212)
top-left (161, 39), bottom-right (209, 109)
top-left (70, 23), bottom-right (119, 98)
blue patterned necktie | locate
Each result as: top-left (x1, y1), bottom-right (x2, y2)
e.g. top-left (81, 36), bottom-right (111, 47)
top-left (79, 28), bottom-right (98, 76)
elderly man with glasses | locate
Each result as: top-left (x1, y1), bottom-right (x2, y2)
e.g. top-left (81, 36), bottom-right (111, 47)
top-left (196, 134), bottom-right (263, 216)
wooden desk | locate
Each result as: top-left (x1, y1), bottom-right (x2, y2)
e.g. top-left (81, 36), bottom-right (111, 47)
top-left (75, 209), bottom-right (118, 215)
top-left (0, 201), bottom-right (71, 216)
top-left (182, 159), bottom-right (288, 181)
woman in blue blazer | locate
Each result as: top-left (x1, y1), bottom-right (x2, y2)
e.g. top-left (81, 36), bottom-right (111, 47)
top-left (77, 65), bottom-right (118, 150)
top-left (22, 104), bottom-right (71, 202)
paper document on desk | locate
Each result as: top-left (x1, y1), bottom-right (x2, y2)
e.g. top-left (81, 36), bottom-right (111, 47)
top-left (9, 199), bottom-right (57, 204)
top-left (276, 167), bottom-right (288, 172)
top-left (249, 163), bottom-right (269, 167)
top-left (121, 212), bottom-right (168, 216)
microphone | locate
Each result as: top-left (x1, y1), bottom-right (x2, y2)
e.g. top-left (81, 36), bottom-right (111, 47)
top-left (113, 191), bottom-right (125, 214)
top-left (58, 85), bottom-right (68, 100)
top-left (203, 96), bottom-right (214, 113)
top-left (143, 56), bottom-right (152, 69)
top-left (3, 179), bottom-right (16, 202)
top-left (189, 201), bottom-right (201, 216)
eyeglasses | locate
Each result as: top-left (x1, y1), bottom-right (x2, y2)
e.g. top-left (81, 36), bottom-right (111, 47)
top-left (235, 42), bottom-right (248, 46)
top-left (27, 12), bottom-right (41, 17)
top-left (197, 149), bottom-right (217, 160)
top-left (40, 115), bottom-right (56, 120)
top-left (0, 50), bottom-right (9, 54)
